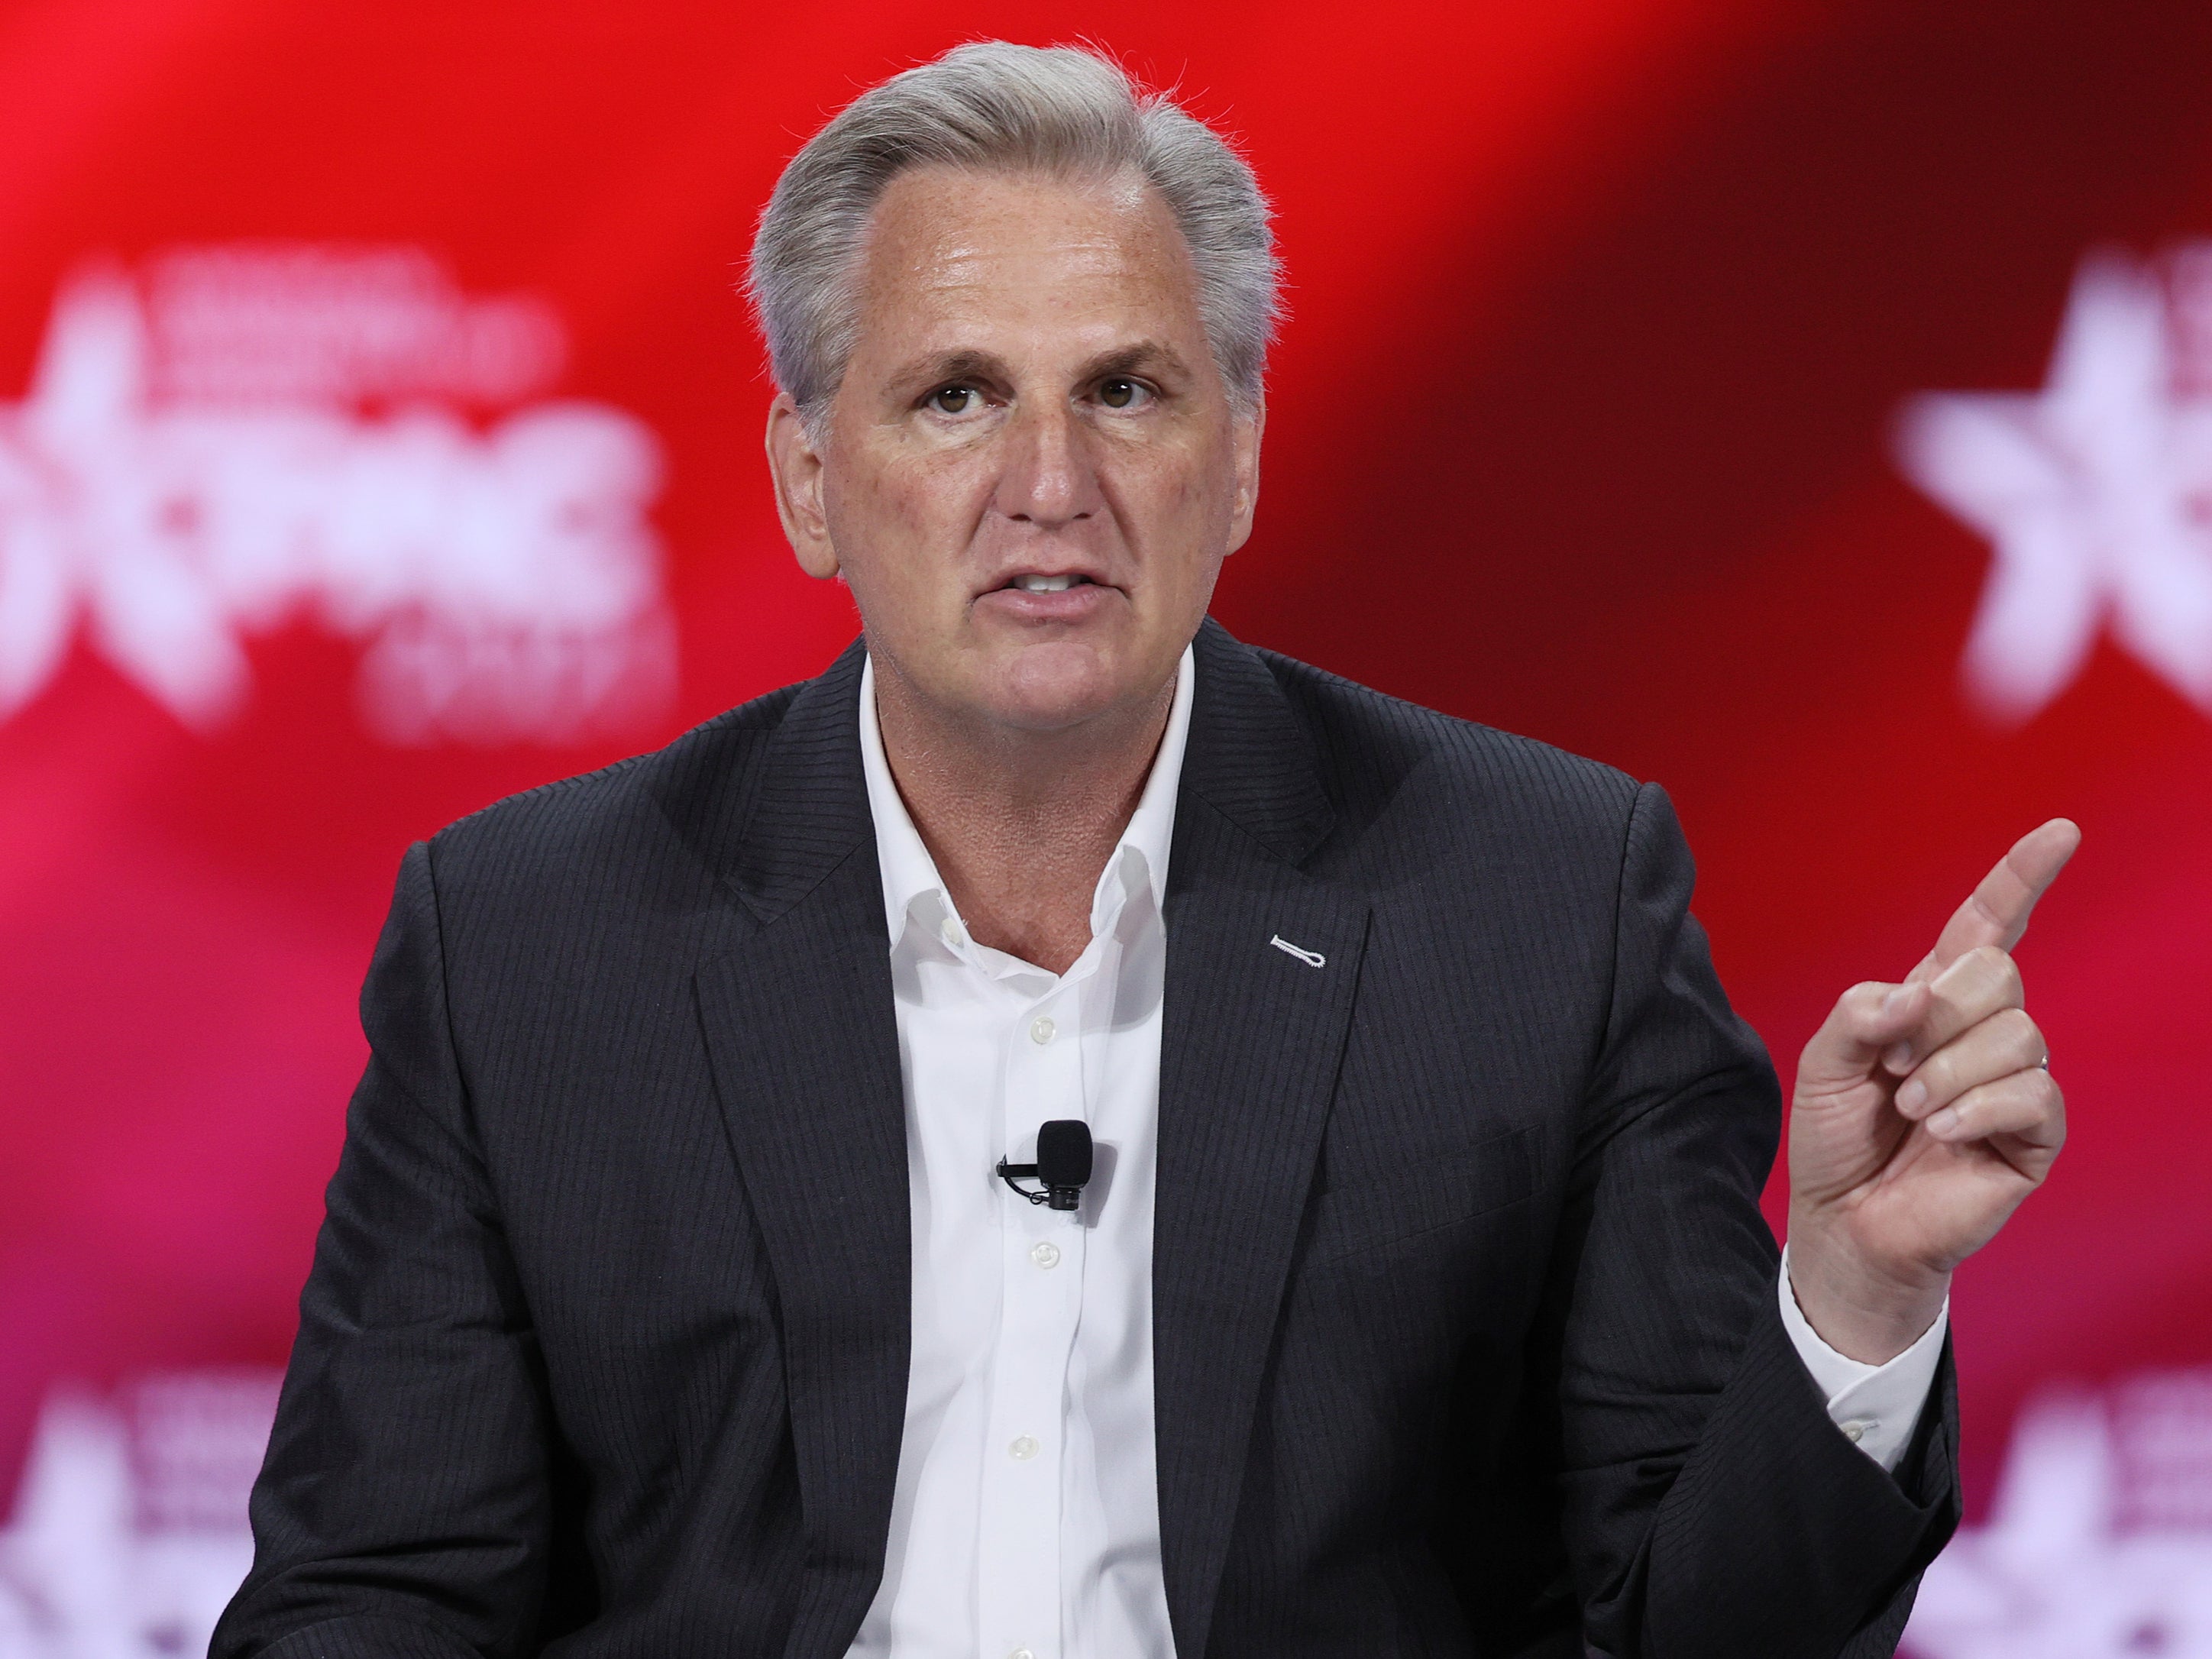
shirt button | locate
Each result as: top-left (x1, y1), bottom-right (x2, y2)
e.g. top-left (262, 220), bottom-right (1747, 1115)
top-left (1030, 1241), bottom-right (1061, 1269)
top-left (1841, 1420), bottom-right (1871, 1444)
top-left (1029, 1015), bottom-right (1056, 1045)
top-left (1009, 1649), bottom-right (1036, 1659)
top-left (939, 917), bottom-right (965, 948)
top-left (1008, 1434), bottom-right (1040, 1460)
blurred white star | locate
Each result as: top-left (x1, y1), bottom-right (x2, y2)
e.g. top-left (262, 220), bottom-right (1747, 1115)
top-left (1899, 251), bottom-right (2212, 721)
top-left (0, 1376), bottom-right (278, 1659)
top-left (1905, 1374), bottom-right (2212, 1659)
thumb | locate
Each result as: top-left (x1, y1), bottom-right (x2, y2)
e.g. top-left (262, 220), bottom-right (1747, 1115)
top-left (1798, 979), bottom-right (1930, 1096)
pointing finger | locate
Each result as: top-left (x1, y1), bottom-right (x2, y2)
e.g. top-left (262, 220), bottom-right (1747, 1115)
top-left (1908, 818), bottom-right (2081, 985)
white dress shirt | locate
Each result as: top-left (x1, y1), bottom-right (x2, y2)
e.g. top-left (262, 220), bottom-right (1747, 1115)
top-left (846, 647), bottom-right (1192, 1659)
top-left (846, 646), bottom-right (1945, 1659)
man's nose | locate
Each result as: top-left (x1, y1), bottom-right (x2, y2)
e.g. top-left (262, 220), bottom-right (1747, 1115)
top-left (993, 399), bottom-right (1102, 530)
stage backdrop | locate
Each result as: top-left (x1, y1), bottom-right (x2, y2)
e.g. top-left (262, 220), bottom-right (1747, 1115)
top-left (0, 2), bottom-right (2207, 1653)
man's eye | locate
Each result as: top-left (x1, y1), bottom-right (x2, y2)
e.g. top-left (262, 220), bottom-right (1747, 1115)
top-left (927, 386), bottom-right (980, 415)
top-left (1098, 377), bottom-right (1150, 410)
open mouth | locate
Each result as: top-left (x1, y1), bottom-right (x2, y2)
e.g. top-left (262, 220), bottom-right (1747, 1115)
top-left (1004, 573), bottom-right (1095, 593)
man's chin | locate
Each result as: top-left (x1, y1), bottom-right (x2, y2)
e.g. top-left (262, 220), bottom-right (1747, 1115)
top-left (980, 638), bottom-right (1161, 736)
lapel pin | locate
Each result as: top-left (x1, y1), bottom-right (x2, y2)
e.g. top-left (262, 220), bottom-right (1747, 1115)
top-left (1269, 934), bottom-right (1327, 969)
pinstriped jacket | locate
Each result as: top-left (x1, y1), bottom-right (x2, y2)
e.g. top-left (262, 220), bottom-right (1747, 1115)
top-left (214, 619), bottom-right (1959, 1659)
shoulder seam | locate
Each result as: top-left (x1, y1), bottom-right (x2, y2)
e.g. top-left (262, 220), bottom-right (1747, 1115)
top-left (430, 687), bottom-right (798, 844)
top-left (1247, 642), bottom-right (1644, 794)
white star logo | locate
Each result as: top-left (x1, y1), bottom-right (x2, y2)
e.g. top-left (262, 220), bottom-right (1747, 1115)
top-left (1898, 249), bottom-right (2212, 721)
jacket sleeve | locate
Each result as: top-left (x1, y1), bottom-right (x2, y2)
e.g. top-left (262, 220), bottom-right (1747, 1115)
top-left (1558, 784), bottom-right (1961, 1659)
top-left (212, 840), bottom-right (556, 1659)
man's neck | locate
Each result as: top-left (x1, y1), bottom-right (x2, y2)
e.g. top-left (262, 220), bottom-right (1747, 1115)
top-left (872, 661), bottom-right (1176, 977)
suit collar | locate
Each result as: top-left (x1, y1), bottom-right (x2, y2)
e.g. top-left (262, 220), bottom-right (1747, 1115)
top-left (716, 634), bottom-right (875, 926)
top-left (1180, 616), bottom-right (1337, 868)
top-left (720, 617), bottom-right (1338, 924)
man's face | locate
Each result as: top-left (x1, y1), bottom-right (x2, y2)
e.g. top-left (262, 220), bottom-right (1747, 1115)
top-left (766, 164), bottom-right (1262, 738)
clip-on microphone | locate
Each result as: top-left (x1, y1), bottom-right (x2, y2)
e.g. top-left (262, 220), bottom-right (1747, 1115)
top-left (997, 1120), bottom-right (1093, 1211)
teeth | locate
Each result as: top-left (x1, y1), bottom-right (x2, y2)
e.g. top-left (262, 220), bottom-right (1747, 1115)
top-left (1013, 574), bottom-right (1081, 592)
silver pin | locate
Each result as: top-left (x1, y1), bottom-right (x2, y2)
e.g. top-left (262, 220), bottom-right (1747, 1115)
top-left (1269, 934), bottom-right (1326, 969)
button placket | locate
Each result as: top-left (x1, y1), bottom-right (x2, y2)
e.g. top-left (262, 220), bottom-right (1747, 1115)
top-left (978, 985), bottom-right (1087, 1659)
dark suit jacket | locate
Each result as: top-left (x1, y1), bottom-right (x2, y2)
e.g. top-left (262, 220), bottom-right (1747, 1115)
top-left (215, 619), bottom-right (1960, 1659)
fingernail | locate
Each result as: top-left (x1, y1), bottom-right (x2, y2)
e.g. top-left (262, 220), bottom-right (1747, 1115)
top-left (1882, 986), bottom-right (1915, 1017)
top-left (1927, 1106), bottom-right (1961, 1137)
top-left (1897, 1079), bottom-right (1928, 1114)
top-left (1883, 1042), bottom-right (1913, 1073)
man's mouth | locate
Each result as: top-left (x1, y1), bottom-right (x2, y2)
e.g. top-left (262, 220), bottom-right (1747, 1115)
top-left (1005, 574), bottom-right (1095, 593)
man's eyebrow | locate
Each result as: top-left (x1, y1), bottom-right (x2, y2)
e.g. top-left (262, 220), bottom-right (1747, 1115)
top-left (888, 341), bottom-right (1196, 399)
top-left (1077, 341), bottom-right (1193, 383)
top-left (893, 349), bottom-right (1007, 394)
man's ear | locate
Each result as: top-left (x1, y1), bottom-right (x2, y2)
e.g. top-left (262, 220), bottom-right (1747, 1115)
top-left (1224, 395), bottom-right (1266, 556)
top-left (765, 392), bottom-right (839, 579)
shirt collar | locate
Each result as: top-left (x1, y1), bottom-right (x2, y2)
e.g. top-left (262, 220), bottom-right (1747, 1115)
top-left (858, 643), bottom-right (1196, 962)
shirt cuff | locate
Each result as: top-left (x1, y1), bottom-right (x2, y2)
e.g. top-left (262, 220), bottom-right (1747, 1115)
top-left (1775, 1243), bottom-right (1946, 1474)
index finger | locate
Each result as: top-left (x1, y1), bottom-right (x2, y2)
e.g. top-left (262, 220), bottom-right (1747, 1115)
top-left (1907, 818), bottom-right (2081, 985)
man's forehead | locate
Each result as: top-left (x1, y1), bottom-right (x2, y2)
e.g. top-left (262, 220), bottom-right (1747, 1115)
top-left (919, 231), bottom-right (1143, 289)
top-left (872, 163), bottom-right (1159, 231)
top-left (860, 167), bottom-right (1192, 305)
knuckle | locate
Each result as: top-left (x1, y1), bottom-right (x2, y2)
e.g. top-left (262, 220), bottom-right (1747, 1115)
top-left (1965, 942), bottom-right (2009, 975)
top-left (1840, 981), bottom-right (1890, 1026)
top-left (1952, 944), bottom-right (2022, 1008)
top-left (1992, 951), bottom-right (2024, 1004)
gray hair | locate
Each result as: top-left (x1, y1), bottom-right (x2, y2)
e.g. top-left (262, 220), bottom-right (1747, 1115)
top-left (748, 41), bottom-right (1279, 432)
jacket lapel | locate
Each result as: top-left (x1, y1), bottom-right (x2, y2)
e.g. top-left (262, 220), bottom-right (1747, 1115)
top-left (691, 639), bottom-right (913, 1658)
top-left (1153, 621), bottom-right (1373, 1659)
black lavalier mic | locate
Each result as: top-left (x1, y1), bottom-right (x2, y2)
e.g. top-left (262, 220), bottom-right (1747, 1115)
top-left (997, 1120), bottom-right (1093, 1211)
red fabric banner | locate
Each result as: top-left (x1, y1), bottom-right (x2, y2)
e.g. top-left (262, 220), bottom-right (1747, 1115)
top-left (1, 4), bottom-right (2206, 1651)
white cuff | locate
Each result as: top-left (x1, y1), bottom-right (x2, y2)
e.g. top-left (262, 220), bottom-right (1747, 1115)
top-left (1776, 1243), bottom-right (1946, 1474)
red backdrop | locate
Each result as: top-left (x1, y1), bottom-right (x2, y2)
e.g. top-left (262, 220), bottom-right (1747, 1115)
top-left (2, 0), bottom-right (2207, 1648)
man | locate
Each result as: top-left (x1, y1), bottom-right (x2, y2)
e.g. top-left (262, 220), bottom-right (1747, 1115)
top-left (214, 41), bottom-right (2078, 1659)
